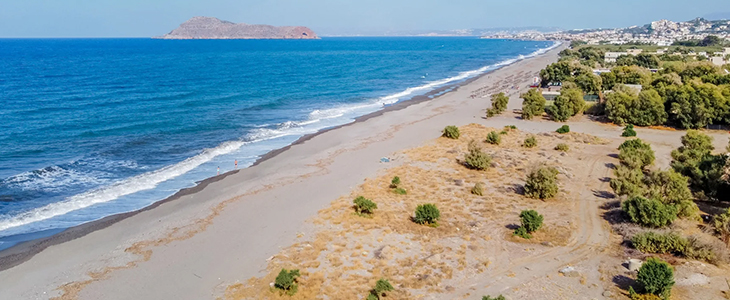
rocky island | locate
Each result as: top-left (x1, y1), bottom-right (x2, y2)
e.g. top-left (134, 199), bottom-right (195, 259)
top-left (157, 17), bottom-right (318, 40)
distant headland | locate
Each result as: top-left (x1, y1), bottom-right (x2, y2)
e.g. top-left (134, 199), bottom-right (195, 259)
top-left (156, 17), bottom-right (319, 40)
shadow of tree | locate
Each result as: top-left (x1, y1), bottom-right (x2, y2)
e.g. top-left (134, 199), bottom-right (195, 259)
top-left (612, 274), bottom-right (636, 292)
top-left (593, 190), bottom-right (616, 199)
top-left (607, 153), bottom-right (619, 159)
top-left (510, 183), bottom-right (525, 195)
top-left (605, 162), bottom-right (617, 169)
top-left (505, 223), bottom-right (520, 230)
top-left (599, 177), bottom-right (612, 183)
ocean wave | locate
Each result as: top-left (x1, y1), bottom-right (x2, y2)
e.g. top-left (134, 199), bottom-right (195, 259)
top-left (0, 140), bottom-right (247, 232)
top-left (1, 166), bottom-right (110, 193)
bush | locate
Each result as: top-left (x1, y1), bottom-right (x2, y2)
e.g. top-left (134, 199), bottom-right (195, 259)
top-left (491, 92), bottom-right (509, 113)
top-left (471, 182), bottom-right (484, 196)
top-left (482, 295), bottom-right (506, 300)
top-left (524, 166), bottom-right (559, 199)
top-left (486, 131), bottom-right (501, 145)
top-left (631, 231), bottom-right (687, 255)
top-left (367, 294), bottom-right (379, 300)
top-left (547, 88), bottom-right (584, 121)
top-left (507, 125), bottom-right (517, 130)
top-left (390, 176), bottom-right (401, 188)
top-left (555, 143), bottom-right (569, 152)
top-left (521, 89), bottom-right (546, 120)
top-left (393, 187), bottom-right (407, 195)
top-left (414, 204), bottom-right (440, 225)
top-left (556, 125), bottom-right (570, 134)
top-left (643, 170), bottom-right (698, 220)
top-left (523, 136), bottom-right (537, 148)
top-left (636, 257), bottom-right (674, 299)
top-left (520, 209), bottom-right (544, 232)
top-left (619, 139), bottom-right (655, 169)
top-left (610, 165), bottom-right (645, 197)
top-left (622, 124), bottom-right (637, 137)
top-left (513, 226), bottom-right (531, 239)
top-left (606, 87), bottom-right (667, 126)
top-left (714, 208), bottom-right (730, 246)
top-left (274, 268), bottom-right (301, 295)
top-left (353, 196), bottom-right (378, 216)
top-left (369, 278), bottom-right (394, 298)
top-left (464, 140), bottom-right (492, 170)
top-left (622, 196), bottom-right (678, 228)
top-left (443, 126), bottom-right (460, 139)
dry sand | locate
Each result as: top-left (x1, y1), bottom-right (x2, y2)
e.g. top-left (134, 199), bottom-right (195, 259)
top-left (1, 42), bottom-right (729, 300)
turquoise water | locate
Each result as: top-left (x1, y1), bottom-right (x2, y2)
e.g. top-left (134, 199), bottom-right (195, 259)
top-left (0, 37), bottom-right (556, 248)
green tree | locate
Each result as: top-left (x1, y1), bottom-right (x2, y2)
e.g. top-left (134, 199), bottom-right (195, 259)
top-left (605, 87), bottom-right (667, 126)
top-left (486, 131), bottom-right (501, 145)
top-left (519, 209), bottom-right (544, 233)
top-left (442, 126), bottom-right (460, 139)
top-left (573, 73), bottom-right (603, 95)
top-left (274, 268), bottom-right (301, 295)
top-left (548, 88), bottom-right (585, 121)
top-left (521, 89), bottom-right (546, 120)
top-left (464, 140), bottom-right (492, 170)
top-left (491, 92), bottom-right (509, 112)
top-left (616, 55), bottom-right (637, 67)
top-left (714, 208), bottom-right (730, 246)
top-left (636, 257), bottom-right (674, 299)
top-left (353, 196), bottom-right (378, 216)
top-left (665, 82), bottom-right (727, 129)
top-left (618, 139), bottom-right (655, 170)
top-left (611, 165), bottom-right (646, 197)
top-left (539, 61), bottom-right (574, 86)
top-left (622, 196), bottom-right (678, 228)
top-left (643, 170), bottom-right (698, 219)
top-left (622, 124), bottom-right (637, 137)
top-left (414, 204), bottom-right (440, 225)
top-left (524, 166), bottom-right (559, 199)
top-left (635, 53), bottom-right (661, 69)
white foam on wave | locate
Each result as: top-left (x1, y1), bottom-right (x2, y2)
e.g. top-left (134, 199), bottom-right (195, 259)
top-left (306, 41), bottom-right (560, 122)
top-left (3, 166), bottom-right (110, 193)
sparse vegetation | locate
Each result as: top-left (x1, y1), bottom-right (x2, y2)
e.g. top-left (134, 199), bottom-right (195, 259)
top-left (274, 268), bottom-right (300, 296)
top-left (555, 143), bottom-right (569, 152)
top-left (367, 278), bottom-right (394, 299)
top-left (471, 182), bottom-right (484, 196)
top-left (390, 176), bottom-right (406, 194)
top-left (414, 204), bottom-right (440, 226)
top-left (486, 131), bottom-right (501, 145)
top-left (523, 136), bottom-right (537, 148)
top-left (622, 124), bottom-right (637, 137)
top-left (482, 295), bottom-right (506, 300)
top-left (353, 196), bottom-right (377, 216)
top-left (631, 231), bottom-right (728, 264)
top-left (671, 130), bottom-right (729, 200)
top-left (442, 126), bottom-right (460, 139)
top-left (393, 187), bottom-right (407, 195)
top-left (514, 209), bottom-right (544, 239)
top-left (714, 208), bottom-right (730, 246)
top-left (464, 140), bottom-right (492, 170)
top-left (556, 125), bottom-right (570, 134)
top-left (524, 166), bottom-right (559, 200)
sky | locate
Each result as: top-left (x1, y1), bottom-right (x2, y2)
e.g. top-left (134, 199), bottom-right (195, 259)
top-left (0, 0), bottom-right (729, 37)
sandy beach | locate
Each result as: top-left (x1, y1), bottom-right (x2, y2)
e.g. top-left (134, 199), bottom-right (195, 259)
top-left (2, 42), bottom-right (728, 300)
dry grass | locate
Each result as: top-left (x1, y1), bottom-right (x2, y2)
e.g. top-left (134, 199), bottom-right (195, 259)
top-left (224, 124), bottom-right (605, 299)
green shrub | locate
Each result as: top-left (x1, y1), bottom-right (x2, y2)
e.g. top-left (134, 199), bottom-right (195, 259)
top-left (486, 108), bottom-right (499, 118)
top-left (520, 209), bottom-right (544, 232)
top-left (714, 208), bottom-right (730, 246)
top-left (353, 196), bottom-right (378, 216)
top-left (274, 268), bottom-right (301, 295)
top-left (486, 131), bottom-right (501, 145)
top-left (556, 125), bottom-right (570, 134)
top-left (643, 170), bottom-right (698, 220)
top-left (523, 136), bottom-right (537, 148)
top-left (482, 295), bottom-right (506, 300)
top-left (521, 89), bottom-right (546, 120)
top-left (554, 143), bottom-right (569, 152)
top-left (622, 124), bottom-right (637, 137)
top-left (443, 126), bottom-right (460, 139)
top-left (636, 257), bottom-right (674, 299)
top-left (610, 165), bottom-right (645, 197)
top-left (499, 130), bottom-right (508, 135)
top-left (390, 176), bottom-right (401, 188)
top-left (393, 187), bottom-right (407, 195)
top-left (464, 140), bottom-right (492, 170)
top-left (619, 139), bottom-right (655, 169)
top-left (524, 166), bottom-right (559, 199)
top-left (513, 226), bottom-right (531, 239)
top-left (622, 196), bottom-right (677, 228)
top-left (367, 278), bottom-right (394, 299)
top-left (631, 232), bottom-right (687, 255)
top-left (491, 92), bottom-right (509, 113)
top-left (414, 204), bottom-right (440, 226)
top-left (507, 125), bottom-right (517, 130)
top-left (366, 294), bottom-right (379, 300)
top-left (606, 87), bottom-right (667, 126)
top-left (471, 182), bottom-right (484, 196)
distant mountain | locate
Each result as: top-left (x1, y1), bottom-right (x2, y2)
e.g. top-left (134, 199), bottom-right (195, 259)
top-left (158, 17), bottom-right (318, 40)
top-left (319, 27), bottom-right (561, 37)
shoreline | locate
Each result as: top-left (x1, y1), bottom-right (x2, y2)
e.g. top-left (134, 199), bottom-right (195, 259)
top-left (0, 43), bottom-right (559, 271)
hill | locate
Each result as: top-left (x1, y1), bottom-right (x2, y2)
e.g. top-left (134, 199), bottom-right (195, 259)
top-left (158, 17), bottom-right (318, 40)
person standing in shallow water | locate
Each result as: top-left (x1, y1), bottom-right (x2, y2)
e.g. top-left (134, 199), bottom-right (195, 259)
top-left (235, 160), bottom-right (238, 169)
top-left (217, 166), bottom-right (220, 175)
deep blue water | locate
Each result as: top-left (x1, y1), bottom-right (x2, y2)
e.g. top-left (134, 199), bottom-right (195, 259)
top-left (0, 37), bottom-right (556, 248)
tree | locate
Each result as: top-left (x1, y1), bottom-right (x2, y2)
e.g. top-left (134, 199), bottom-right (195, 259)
top-left (618, 139), bottom-right (655, 170)
top-left (616, 55), bottom-right (637, 67)
top-left (635, 53), bottom-right (661, 69)
top-left (622, 196), bottom-right (678, 228)
top-left (486, 131), bottom-right (501, 145)
top-left (611, 165), bottom-right (646, 197)
top-left (573, 73), bottom-right (603, 95)
top-left (414, 204), bottom-right (440, 225)
top-left (622, 124), bottom-right (637, 137)
top-left (539, 61), bottom-right (574, 86)
top-left (491, 92), bottom-right (509, 112)
top-left (643, 170), bottom-right (698, 219)
top-left (353, 196), bottom-right (378, 216)
top-left (523, 136), bottom-right (537, 148)
top-left (521, 89), bottom-right (546, 120)
top-left (611, 65), bottom-right (652, 86)
top-left (548, 88), bottom-right (585, 122)
top-left (679, 62), bottom-right (720, 81)
top-left (714, 208), bottom-right (730, 246)
top-left (519, 209), bottom-right (544, 232)
top-left (464, 140), bottom-right (492, 170)
top-left (636, 257), bottom-right (674, 299)
top-left (524, 166), bottom-right (559, 199)
top-left (665, 82), bottom-right (727, 129)
top-left (605, 87), bottom-right (667, 126)
top-left (671, 130), bottom-right (714, 186)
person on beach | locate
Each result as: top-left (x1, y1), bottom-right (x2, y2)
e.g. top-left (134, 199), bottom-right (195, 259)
top-left (217, 166), bottom-right (220, 175)
top-left (235, 160), bottom-right (238, 169)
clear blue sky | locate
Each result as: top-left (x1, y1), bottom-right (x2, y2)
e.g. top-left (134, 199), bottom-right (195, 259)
top-left (1, 0), bottom-right (728, 37)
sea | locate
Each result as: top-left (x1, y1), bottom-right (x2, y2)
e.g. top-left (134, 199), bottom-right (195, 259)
top-left (0, 37), bottom-right (557, 250)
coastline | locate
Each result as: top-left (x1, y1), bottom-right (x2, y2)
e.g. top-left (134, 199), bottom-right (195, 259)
top-left (0, 43), bottom-right (558, 271)
top-left (0, 43), bottom-right (566, 300)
